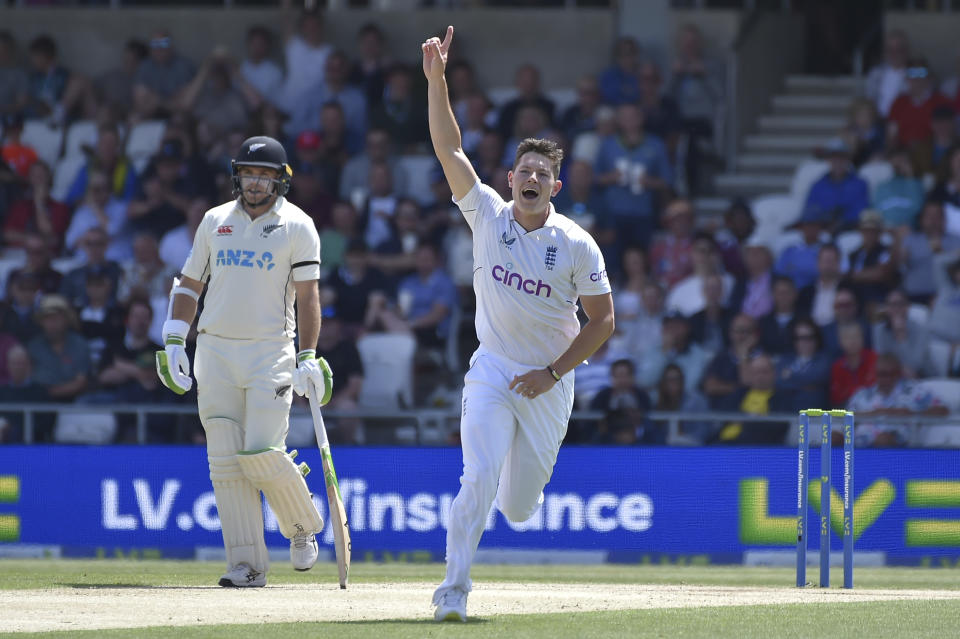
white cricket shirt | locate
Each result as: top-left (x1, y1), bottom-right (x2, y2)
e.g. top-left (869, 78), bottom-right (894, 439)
top-left (456, 182), bottom-right (611, 366)
top-left (181, 197), bottom-right (321, 340)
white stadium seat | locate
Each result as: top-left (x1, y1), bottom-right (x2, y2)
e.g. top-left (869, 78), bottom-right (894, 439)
top-left (396, 155), bottom-right (440, 206)
top-left (751, 193), bottom-right (801, 230)
top-left (858, 161), bottom-right (894, 198)
top-left (50, 154), bottom-right (86, 202)
top-left (790, 159), bottom-right (829, 202)
top-left (63, 119), bottom-right (97, 159)
top-left (21, 120), bottom-right (63, 167)
top-left (356, 333), bottom-right (416, 409)
top-left (125, 120), bottom-right (166, 173)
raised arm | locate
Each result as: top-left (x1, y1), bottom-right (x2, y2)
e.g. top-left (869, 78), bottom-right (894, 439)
top-left (422, 26), bottom-right (479, 201)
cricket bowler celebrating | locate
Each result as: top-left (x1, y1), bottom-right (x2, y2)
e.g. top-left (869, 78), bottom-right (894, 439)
top-left (156, 135), bottom-right (333, 587)
top-left (422, 27), bottom-right (615, 621)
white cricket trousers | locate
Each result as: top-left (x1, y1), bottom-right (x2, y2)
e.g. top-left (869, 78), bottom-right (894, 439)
top-left (438, 344), bottom-right (575, 595)
top-left (194, 333), bottom-right (296, 449)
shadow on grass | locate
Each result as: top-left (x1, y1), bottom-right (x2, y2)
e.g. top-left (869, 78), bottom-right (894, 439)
top-left (325, 618), bottom-right (489, 626)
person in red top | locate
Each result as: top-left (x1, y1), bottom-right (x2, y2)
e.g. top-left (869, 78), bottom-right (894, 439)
top-left (888, 58), bottom-right (950, 148)
top-left (829, 320), bottom-right (877, 407)
top-left (649, 198), bottom-right (695, 290)
top-left (4, 160), bottom-right (71, 254)
top-left (0, 113), bottom-right (38, 179)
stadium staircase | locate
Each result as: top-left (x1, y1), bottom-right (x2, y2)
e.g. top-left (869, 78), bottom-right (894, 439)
top-left (695, 74), bottom-right (864, 218)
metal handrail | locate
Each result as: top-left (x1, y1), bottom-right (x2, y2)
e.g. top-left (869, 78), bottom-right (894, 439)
top-left (2, 403), bottom-right (956, 447)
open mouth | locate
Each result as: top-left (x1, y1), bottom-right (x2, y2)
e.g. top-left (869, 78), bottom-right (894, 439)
top-left (521, 187), bottom-right (539, 200)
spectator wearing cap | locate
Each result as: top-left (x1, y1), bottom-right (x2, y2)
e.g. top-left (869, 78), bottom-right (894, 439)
top-left (8, 235), bottom-right (62, 294)
top-left (64, 124), bottom-right (138, 206)
top-left (873, 146), bottom-right (925, 228)
top-left (888, 57), bottom-right (951, 148)
top-left (339, 128), bottom-right (409, 205)
top-left (804, 137), bottom-right (870, 229)
top-left (666, 232), bottom-right (734, 317)
top-left (873, 288), bottom-right (932, 379)
top-left (729, 243), bottom-right (774, 320)
top-left (701, 313), bottom-right (762, 410)
top-left (848, 209), bottom-right (896, 306)
top-left (176, 49), bottom-right (249, 135)
top-left (865, 30), bottom-right (910, 118)
top-left (842, 98), bottom-right (886, 168)
top-left (239, 26), bottom-right (283, 110)
top-left (912, 104), bottom-right (958, 178)
top-left (27, 294), bottom-right (91, 401)
top-left (637, 311), bottom-right (709, 395)
top-left (0, 344), bottom-right (46, 443)
top-left (798, 244), bottom-right (845, 327)
top-left (25, 34), bottom-right (94, 123)
top-left (649, 198), bottom-right (695, 290)
top-left (0, 271), bottom-right (42, 344)
top-left (898, 200), bottom-right (960, 305)
top-left (758, 275), bottom-right (803, 355)
top-left (0, 112), bottom-right (37, 179)
top-left (65, 169), bottom-right (131, 263)
top-left (0, 31), bottom-right (28, 116)
top-left (77, 265), bottom-right (125, 370)
top-left (714, 354), bottom-right (792, 445)
top-left (829, 320), bottom-right (877, 408)
top-left (776, 318), bottom-right (831, 412)
top-left (60, 227), bottom-right (122, 309)
top-left (126, 140), bottom-right (193, 240)
top-left (715, 198), bottom-right (756, 280)
top-left (3, 160), bottom-right (71, 254)
top-left (599, 36), bottom-right (642, 106)
top-left (847, 353), bottom-right (946, 447)
top-left (132, 30), bottom-right (196, 117)
top-left (96, 39), bottom-right (148, 114)
top-left (926, 247), bottom-right (960, 376)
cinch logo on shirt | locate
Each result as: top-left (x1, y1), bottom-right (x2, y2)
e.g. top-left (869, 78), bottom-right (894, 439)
top-left (492, 264), bottom-right (552, 297)
top-left (215, 249), bottom-right (276, 270)
top-left (217, 225), bottom-right (234, 235)
top-left (590, 269), bottom-right (607, 282)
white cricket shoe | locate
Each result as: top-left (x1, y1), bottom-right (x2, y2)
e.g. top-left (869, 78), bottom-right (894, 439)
top-left (218, 563), bottom-right (266, 588)
top-left (290, 530), bottom-right (319, 571)
top-left (433, 587), bottom-right (468, 622)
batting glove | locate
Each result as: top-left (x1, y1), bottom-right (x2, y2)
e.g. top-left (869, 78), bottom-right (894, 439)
top-left (155, 319), bottom-right (193, 395)
top-left (292, 349), bottom-right (333, 405)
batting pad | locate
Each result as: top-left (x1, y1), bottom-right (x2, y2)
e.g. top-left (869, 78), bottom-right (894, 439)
top-left (204, 417), bottom-right (269, 573)
top-left (236, 447), bottom-right (323, 539)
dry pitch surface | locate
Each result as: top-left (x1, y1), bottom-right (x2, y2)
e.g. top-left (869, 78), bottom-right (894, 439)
top-left (5, 582), bottom-right (960, 633)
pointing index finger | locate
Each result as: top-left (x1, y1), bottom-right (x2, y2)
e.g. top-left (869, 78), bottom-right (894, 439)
top-left (440, 25), bottom-right (454, 52)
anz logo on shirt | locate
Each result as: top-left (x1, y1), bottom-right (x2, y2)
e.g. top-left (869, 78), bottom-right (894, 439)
top-left (215, 249), bottom-right (276, 271)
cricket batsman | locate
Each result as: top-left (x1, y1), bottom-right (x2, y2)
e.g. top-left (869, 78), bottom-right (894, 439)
top-left (156, 135), bottom-right (333, 587)
top-left (422, 27), bottom-right (616, 621)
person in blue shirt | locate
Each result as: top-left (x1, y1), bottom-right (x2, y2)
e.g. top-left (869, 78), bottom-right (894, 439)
top-left (594, 103), bottom-right (673, 250)
top-left (598, 36), bottom-right (642, 106)
top-left (775, 206), bottom-right (828, 289)
top-left (396, 242), bottom-right (458, 349)
top-left (805, 137), bottom-right (870, 230)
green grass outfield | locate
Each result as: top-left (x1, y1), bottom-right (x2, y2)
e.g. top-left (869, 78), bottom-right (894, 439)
top-left (2, 560), bottom-right (959, 638)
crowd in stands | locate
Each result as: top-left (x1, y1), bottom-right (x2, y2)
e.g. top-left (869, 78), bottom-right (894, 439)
top-left (0, 13), bottom-right (956, 447)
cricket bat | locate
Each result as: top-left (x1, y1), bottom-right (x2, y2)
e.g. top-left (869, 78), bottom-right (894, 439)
top-left (308, 384), bottom-right (351, 589)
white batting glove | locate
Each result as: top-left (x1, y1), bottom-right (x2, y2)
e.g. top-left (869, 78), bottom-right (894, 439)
top-left (155, 319), bottom-right (193, 395)
top-left (292, 349), bottom-right (333, 405)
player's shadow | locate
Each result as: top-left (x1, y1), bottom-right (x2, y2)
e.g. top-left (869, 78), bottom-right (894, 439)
top-left (335, 618), bottom-right (488, 625)
top-left (58, 584), bottom-right (212, 590)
